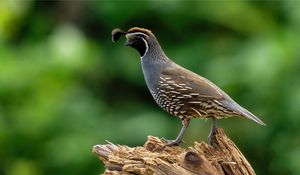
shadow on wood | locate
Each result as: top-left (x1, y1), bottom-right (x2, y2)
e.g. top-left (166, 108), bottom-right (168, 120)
top-left (93, 128), bottom-right (256, 175)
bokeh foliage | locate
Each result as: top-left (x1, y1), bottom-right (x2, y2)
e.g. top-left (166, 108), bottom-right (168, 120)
top-left (0, 1), bottom-right (300, 175)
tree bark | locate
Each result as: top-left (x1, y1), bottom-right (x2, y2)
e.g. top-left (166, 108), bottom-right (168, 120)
top-left (93, 128), bottom-right (256, 175)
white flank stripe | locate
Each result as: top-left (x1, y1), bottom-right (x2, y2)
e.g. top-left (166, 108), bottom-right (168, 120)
top-left (191, 107), bottom-right (202, 117)
top-left (188, 101), bottom-right (202, 104)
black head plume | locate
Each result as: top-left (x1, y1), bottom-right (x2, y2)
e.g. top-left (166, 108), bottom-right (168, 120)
top-left (112, 28), bottom-right (126, 43)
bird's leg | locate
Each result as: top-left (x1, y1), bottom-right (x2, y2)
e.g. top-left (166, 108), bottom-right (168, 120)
top-left (162, 118), bottom-right (191, 146)
top-left (208, 117), bottom-right (217, 145)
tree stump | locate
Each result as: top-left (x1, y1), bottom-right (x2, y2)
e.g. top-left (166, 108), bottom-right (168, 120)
top-left (93, 128), bottom-right (256, 175)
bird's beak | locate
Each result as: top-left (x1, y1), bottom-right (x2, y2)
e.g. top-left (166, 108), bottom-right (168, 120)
top-left (124, 34), bottom-right (133, 46)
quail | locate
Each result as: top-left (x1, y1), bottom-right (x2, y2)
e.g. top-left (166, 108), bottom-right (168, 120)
top-left (112, 27), bottom-right (265, 146)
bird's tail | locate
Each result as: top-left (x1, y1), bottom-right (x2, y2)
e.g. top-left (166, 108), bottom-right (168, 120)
top-left (236, 105), bottom-right (266, 126)
top-left (224, 99), bottom-right (266, 125)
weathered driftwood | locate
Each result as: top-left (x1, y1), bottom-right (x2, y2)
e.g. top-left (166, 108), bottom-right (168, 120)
top-left (93, 128), bottom-right (256, 175)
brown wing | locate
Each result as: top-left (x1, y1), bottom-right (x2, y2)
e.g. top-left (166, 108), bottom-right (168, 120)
top-left (155, 64), bottom-right (235, 118)
top-left (157, 64), bottom-right (265, 125)
top-left (161, 65), bottom-right (226, 100)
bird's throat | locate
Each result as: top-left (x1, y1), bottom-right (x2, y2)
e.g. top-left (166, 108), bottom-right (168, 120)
top-left (130, 38), bottom-right (149, 58)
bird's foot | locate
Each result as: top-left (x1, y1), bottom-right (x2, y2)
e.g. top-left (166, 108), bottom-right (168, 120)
top-left (208, 133), bottom-right (213, 145)
top-left (161, 137), bottom-right (184, 146)
top-left (208, 117), bottom-right (218, 145)
top-left (208, 126), bottom-right (217, 145)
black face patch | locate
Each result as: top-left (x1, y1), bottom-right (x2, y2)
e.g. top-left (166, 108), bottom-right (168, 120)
top-left (128, 36), bottom-right (148, 57)
top-left (112, 28), bottom-right (149, 57)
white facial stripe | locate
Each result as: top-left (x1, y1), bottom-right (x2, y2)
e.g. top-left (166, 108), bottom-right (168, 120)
top-left (127, 32), bottom-right (148, 38)
top-left (125, 32), bottom-right (149, 58)
top-left (141, 38), bottom-right (149, 58)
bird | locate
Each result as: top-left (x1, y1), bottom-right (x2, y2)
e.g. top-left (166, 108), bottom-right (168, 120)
top-left (111, 27), bottom-right (265, 146)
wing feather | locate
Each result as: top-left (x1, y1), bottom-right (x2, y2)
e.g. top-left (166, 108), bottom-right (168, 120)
top-left (161, 65), bottom-right (226, 100)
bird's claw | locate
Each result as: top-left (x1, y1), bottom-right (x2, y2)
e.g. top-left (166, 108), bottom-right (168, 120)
top-left (161, 137), bottom-right (185, 146)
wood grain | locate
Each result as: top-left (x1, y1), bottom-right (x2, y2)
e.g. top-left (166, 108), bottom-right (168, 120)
top-left (93, 128), bottom-right (256, 175)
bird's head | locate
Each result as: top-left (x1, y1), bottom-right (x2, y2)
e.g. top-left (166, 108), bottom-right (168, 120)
top-left (112, 27), bottom-right (155, 58)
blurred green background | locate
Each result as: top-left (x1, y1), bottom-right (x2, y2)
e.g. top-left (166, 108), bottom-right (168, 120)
top-left (0, 1), bottom-right (300, 175)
